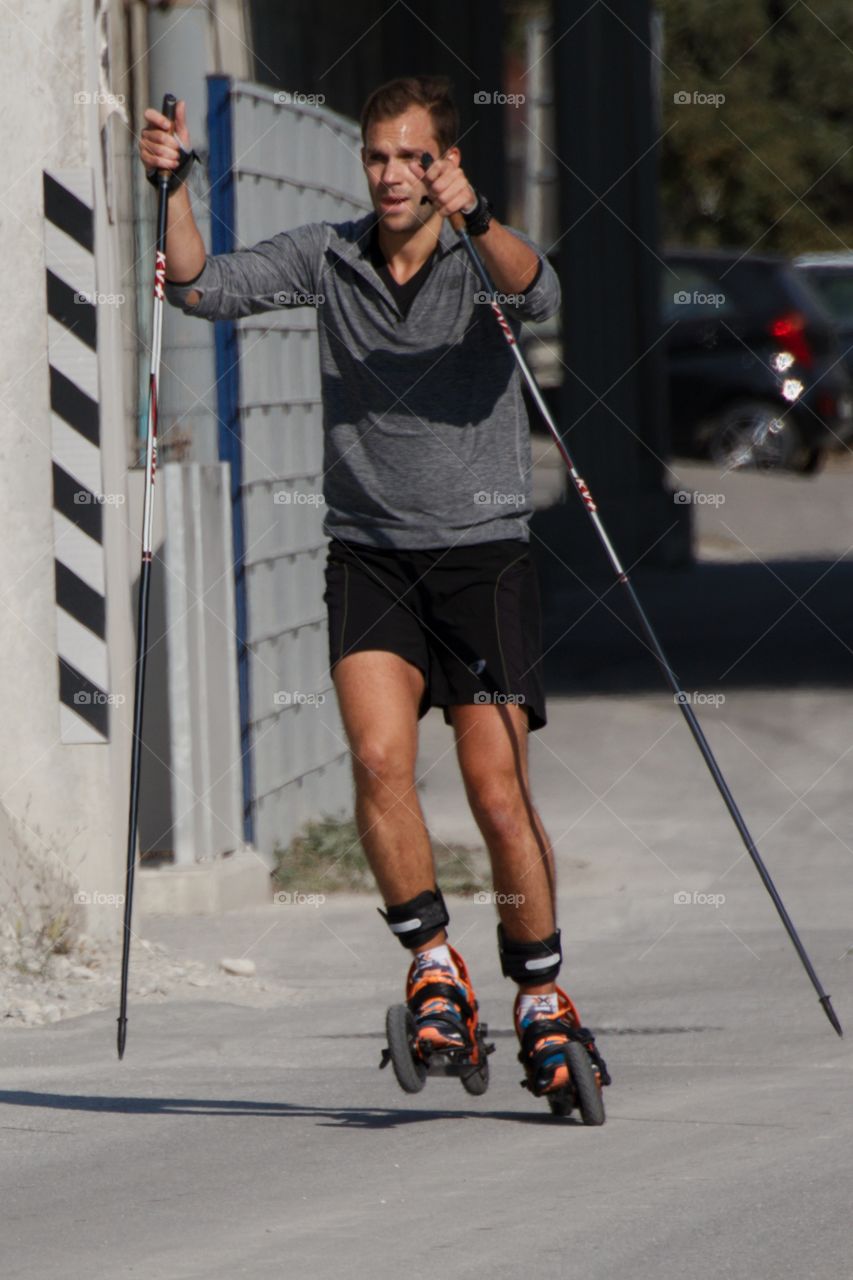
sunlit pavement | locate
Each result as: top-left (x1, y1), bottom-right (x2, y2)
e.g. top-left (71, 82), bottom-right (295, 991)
top-left (3, 457), bottom-right (852, 1280)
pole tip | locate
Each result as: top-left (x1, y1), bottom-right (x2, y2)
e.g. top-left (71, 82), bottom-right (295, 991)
top-left (117, 1017), bottom-right (127, 1060)
top-left (819, 994), bottom-right (843, 1038)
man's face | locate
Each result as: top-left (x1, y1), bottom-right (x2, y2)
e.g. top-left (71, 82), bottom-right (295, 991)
top-left (362, 105), bottom-right (447, 232)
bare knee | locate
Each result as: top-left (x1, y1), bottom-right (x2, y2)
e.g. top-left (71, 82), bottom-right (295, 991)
top-left (466, 773), bottom-right (531, 841)
top-left (351, 737), bottom-right (415, 799)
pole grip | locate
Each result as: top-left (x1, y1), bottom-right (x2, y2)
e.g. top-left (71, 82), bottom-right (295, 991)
top-left (158, 93), bottom-right (178, 185)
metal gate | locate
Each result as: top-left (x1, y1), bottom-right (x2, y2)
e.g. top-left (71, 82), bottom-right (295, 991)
top-left (207, 77), bottom-right (368, 853)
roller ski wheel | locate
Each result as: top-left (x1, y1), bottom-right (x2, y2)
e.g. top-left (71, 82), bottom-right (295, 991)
top-left (380, 946), bottom-right (494, 1096)
top-left (459, 1038), bottom-right (491, 1096)
top-left (515, 987), bottom-right (610, 1126)
top-left (547, 1043), bottom-right (606, 1125)
top-left (384, 1003), bottom-right (427, 1094)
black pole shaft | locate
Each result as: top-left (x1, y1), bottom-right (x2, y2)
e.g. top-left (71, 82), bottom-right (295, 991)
top-left (117, 556), bottom-right (152, 1058)
top-left (118, 95), bottom-right (177, 1059)
top-left (619, 572), bottom-right (842, 1036)
top-left (438, 181), bottom-right (842, 1037)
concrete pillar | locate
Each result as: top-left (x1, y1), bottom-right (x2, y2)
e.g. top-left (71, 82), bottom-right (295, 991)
top-left (539, 0), bottom-right (690, 582)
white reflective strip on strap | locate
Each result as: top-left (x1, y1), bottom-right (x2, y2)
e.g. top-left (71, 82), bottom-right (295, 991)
top-left (525, 953), bottom-right (559, 971)
top-left (389, 917), bottom-right (422, 934)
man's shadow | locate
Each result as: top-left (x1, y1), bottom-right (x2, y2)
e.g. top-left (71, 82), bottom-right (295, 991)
top-left (0, 1089), bottom-right (579, 1128)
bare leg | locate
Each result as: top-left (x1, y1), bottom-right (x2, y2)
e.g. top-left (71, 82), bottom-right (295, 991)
top-left (332, 650), bottom-right (445, 949)
top-left (451, 702), bottom-right (557, 993)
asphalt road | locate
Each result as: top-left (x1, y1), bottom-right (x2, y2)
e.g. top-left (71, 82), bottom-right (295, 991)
top-left (3, 457), bottom-right (853, 1279)
top-left (1, 899), bottom-right (850, 1280)
top-left (3, 686), bottom-right (852, 1280)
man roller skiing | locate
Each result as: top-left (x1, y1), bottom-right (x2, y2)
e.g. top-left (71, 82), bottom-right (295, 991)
top-left (139, 74), bottom-right (607, 1103)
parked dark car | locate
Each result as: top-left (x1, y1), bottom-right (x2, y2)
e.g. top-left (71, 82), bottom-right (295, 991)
top-left (664, 250), bottom-right (853, 471)
top-left (794, 252), bottom-right (853, 381)
top-left (518, 249), bottom-right (852, 472)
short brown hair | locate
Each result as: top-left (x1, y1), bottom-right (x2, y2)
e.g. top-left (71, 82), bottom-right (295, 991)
top-left (360, 75), bottom-right (459, 156)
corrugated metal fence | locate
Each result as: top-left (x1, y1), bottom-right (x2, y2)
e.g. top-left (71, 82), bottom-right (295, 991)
top-left (211, 79), bottom-right (368, 855)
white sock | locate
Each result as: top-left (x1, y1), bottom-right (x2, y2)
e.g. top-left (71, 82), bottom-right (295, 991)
top-left (518, 992), bottom-right (558, 1022)
top-left (414, 944), bottom-right (457, 977)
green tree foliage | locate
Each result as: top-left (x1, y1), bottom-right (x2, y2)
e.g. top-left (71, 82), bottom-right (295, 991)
top-left (659, 0), bottom-right (853, 252)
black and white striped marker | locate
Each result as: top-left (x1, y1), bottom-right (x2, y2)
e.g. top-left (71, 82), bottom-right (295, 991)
top-left (43, 168), bottom-right (110, 743)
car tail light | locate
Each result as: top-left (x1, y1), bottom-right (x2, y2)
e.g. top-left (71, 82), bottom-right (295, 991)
top-left (815, 391), bottom-right (838, 421)
top-left (769, 312), bottom-right (813, 368)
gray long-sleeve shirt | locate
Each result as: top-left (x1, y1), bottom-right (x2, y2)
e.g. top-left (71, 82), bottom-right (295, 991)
top-left (166, 212), bottom-right (561, 549)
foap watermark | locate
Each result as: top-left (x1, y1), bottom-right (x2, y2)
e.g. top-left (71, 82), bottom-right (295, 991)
top-left (74, 890), bottom-right (125, 906)
top-left (74, 290), bottom-right (125, 307)
top-left (673, 889), bottom-right (726, 909)
top-left (273, 690), bottom-right (326, 707)
top-left (473, 890), bottom-right (526, 906)
top-left (673, 490), bottom-right (725, 507)
top-left (274, 890), bottom-right (325, 907)
top-left (273, 91), bottom-right (326, 107)
top-left (673, 90), bottom-right (725, 108)
top-left (73, 690), bottom-right (126, 707)
top-left (273, 489), bottom-right (325, 506)
top-left (73, 490), bottom-right (126, 506)
top-left (473, 490), bottom-right (525, 507)
top-left (474, 291), bottom-right (526, 307)
top-left (74, 90), bottom-right (126, 108)
top-left (473, 691), bottom-right (526, 706)
top-left (473, 91), bottom-right (525, 107)
top-left (673, 289), bottom-right (726, 308)
top-left (674, 691), bottom-right (725, 708)
top-left (273, 290), bottom-right (325, 307)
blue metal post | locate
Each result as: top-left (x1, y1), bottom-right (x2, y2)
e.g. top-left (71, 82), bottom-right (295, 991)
top-left (207, 74), bottom-right (255, 844)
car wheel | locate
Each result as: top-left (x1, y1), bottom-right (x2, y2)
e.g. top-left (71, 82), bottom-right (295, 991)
top-left (796, 446), bottom-right (825, 476)
top-left (708, 400), bottom-right (799, 471)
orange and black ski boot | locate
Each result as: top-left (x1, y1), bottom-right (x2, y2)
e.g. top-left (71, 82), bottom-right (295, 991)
top-left (407, 946), bottom-right (479, 1055)
top-left (514, 987), bottom-right (610, 1124)
top-left (381, 946), bottom-right (494, 1096)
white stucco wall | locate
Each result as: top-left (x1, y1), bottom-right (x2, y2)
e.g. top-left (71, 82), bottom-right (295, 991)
top-left (0, 0), bottom-right (136, 935)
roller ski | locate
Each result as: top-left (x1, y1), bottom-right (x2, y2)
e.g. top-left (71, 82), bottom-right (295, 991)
top-left (380, 944), bottom-right (494, 1096)
top-left (515, 987), bottom-right (611, 1125)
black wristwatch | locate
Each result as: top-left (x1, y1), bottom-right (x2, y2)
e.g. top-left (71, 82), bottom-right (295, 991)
top-left (462, 191), bottom-right (493, 237)
top-left (146, 143), bottom-right (199, 194)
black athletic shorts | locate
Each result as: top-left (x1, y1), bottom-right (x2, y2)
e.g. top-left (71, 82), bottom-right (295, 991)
top-left (323, 537), bottom-right (546, 730)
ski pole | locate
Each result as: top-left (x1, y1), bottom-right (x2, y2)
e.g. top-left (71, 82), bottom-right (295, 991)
top-left (422, 152), bottom-right (843, 1039)
top-left (117, 93), bottom-right (177, 1060)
